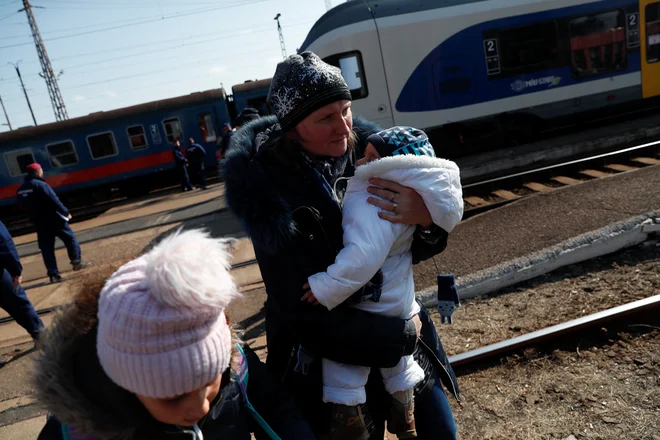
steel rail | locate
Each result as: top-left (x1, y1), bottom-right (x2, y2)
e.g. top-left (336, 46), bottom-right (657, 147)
top-left (459, 140), bottom-right (659, 219)
top-left (448, 294), bottom-right (660, 368)
top-left (462, 138), bottom-right (660, 190)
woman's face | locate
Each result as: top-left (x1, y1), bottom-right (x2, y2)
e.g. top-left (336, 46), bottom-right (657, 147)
top-left (293, 100), bottom-right (353, 157)
top-left (137, 374), bottom-right (222, 427)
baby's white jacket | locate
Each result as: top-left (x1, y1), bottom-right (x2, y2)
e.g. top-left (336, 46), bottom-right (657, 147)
top-left (307, 155), bottom-right (464, 317)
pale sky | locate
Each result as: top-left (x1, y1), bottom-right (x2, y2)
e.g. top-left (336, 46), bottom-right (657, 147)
top-left (0, 0), bottom-right (344, 132)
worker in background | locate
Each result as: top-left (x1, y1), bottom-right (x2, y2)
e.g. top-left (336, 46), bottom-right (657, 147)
top-left (218, 122), bottom-right (236, 160)
top-left (216, 108), bottom-right (261, 173)
top-left (0, 220), bottom-right (44, 346)
top-left (186, 137), bottom-right (207, 190)
top-left (172, 139), bottom-right (193, 192)
top-left (16, 163), bottom-right (91, 284)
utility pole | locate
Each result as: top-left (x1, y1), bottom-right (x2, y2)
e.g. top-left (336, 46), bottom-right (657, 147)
top-left (325, 0), bottom-right (333, 11)
top-left (274, 13), bottom-right (287, 59)
top-left (20, 0), bottom-right (69, 122)
top-left (0, 94), bottom-right (12, 131)
top-left (9, 61), bottom-right (37, 126)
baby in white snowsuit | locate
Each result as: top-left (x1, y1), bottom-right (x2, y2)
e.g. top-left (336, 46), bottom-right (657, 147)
top-left (303, 126), bottom-right (464, 439)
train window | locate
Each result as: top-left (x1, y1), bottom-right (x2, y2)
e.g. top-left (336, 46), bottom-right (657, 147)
top-left (163, 118), bottom-right (183, 143)
top-left (499, 22), bottom-right (559, 71)
top-left (323, 51), bottom-right (368, 100)
top-left (5, 149), bottom-right (35, 177)
top-left (127, 125), bottom-right (148, 150)
top-left (87, 132), bottom-right (118, 159)
top-left (198, 113), bottom-right (217, 143)
top-left (46, 141), bottom-right (79, 168)
top-left (647, 3), bottom-right (660, 63)
top-left (570, 10), bottom-right (628, 77)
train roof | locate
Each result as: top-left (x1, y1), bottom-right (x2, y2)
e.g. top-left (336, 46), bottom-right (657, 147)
top-left (232, 78), bottom-right (272, 93)
top-left (0, 88), bottom-right (227, 145)
top-left (299, 0), bottom-right (490, 52)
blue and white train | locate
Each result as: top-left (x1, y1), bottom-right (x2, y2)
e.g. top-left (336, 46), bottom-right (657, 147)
top-left (300, 0), bottom-right (660, 147)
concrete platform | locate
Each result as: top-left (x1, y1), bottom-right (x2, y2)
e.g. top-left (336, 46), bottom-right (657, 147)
top-left (0, 416), bottom-right (47, 440)
top-left (15, 183), bottom-right (228, 257)
top-left (0, 234), bottom-right (257, 329)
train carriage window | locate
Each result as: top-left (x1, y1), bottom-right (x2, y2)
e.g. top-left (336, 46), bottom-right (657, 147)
top-left (323, 51), bottom-right (368, 99)
top-left (647, 3), bottom-right (660, 63)
top-left (87, 132), bottom-right (118, 159)
top-left (163, 118), bottom-right (182, 144)
top-left (127, 125), bottom-right (148, 150)
top-left (46, 141), bottom-right (79, 168)
top-left (570, 10), bottom-right (627, 77)
top-left (499, 22), bottom-right (559, 71)
top-left (5, 149), bottom-right (35, 177)
top-left (198, 113), bottom-right (217, 143)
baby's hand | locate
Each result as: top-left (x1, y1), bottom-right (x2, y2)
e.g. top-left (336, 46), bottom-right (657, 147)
top-left (301, 283), bottom-right (321, 305)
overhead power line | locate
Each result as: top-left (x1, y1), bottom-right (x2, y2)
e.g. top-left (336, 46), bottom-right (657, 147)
top-left (0, 11), bottom-right (18, 21)
top-left (0, 0), bottom-right (267, 50)
top-left (5, 51), bottom-right (284, 121)
top-left (1, 44), bottom-right (282, 104)
top-left (0, 19), bottom-right (313, 86)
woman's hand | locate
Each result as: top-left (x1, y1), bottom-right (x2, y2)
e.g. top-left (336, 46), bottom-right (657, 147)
top-left (301, 283), bottom-right (321, 305)
top-left (367, 178), bottom-right (433, 228)
top-left (411, 314), bottom-right (422, 338)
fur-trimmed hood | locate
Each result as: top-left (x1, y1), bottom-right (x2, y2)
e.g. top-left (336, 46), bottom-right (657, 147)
top-left (32, 304), bottom-right (150, 439)
top-left (32, 303), bottom-right (245, 440)
top-left (221, 115), bottom-right (381, 255)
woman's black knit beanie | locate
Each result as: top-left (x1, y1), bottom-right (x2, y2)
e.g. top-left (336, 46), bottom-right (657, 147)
top-left (267, 51), bottom-right (352, 132)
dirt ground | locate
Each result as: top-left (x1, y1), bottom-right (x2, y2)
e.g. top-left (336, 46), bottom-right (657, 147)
top-left (432, 240), bottom-right (659, 356)
top-left (430, 240), bottom-right (660, 440)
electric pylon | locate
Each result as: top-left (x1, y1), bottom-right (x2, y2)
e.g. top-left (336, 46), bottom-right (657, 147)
top-left (274, 13), bottom-right (287, 59)
top-left (20, 0), bottom-right (69, 121)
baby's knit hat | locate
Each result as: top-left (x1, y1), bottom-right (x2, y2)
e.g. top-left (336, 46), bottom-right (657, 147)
top-left (267, 51), bottom-right (351, 132)
top-left (366, 126), bottom-right (436, 159)
top-left (96, 229), bottom-right (240, 399)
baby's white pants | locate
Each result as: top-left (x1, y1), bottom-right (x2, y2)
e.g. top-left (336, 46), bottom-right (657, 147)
top-left (322, 355), bottom-right (425, 406)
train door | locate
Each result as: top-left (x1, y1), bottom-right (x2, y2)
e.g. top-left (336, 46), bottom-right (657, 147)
top-left (641, 0), bottom-right (660, 97)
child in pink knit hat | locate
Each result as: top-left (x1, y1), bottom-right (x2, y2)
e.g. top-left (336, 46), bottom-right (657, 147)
top-left (33, 229), bottom-right (315, 440)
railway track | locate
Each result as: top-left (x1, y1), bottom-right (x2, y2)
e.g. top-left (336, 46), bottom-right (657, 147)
top-left (461, 140), bottom-right (660, 220)
top-left (448, 294), bottom-right (660, 373)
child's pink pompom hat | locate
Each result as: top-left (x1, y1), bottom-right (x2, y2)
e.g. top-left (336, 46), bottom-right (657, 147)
top-left (96, 229), bottom-right (241, 399)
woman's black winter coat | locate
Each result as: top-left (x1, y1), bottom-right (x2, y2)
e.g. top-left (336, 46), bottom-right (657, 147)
top-left (222, 115), bottom-right (460, 434)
